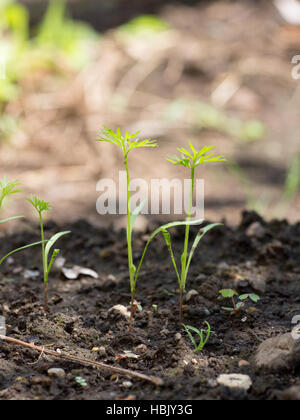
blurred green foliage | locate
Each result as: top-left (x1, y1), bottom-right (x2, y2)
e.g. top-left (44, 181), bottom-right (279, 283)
top-left (116, 14), bottom-right (170, 42)
top-left (165, 99), bottom-right (265, 143)
top-left (35, 0), bottom-right (98, 69)
top-left (0, 0), bottom-right (98, 105)
top-left (0, 0), bottom-right (99, 140)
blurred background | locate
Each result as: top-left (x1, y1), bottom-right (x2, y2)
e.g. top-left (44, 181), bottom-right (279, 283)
top-left (0, 0), bottom-right (299, 227)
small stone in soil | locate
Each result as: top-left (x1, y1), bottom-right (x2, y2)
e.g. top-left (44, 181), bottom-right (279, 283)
top-left (246, 222), bottom-right (267, 239)
top-left (108, 304), bottom-right (131, 320)
top-left (217, 374), bottom-right (252, 391)
top-left (122, 381), bottom-right (133, 388)
top-left (47, 368), bottom-right (66, 378)
top-left (238, 360), bottom-right (250, 368)
top-left (186, 289), bottom-right (199, 302)
top-left (255, 333), bottom-right (300, 371)
top-left (31, 376), bottom-right (52, 386)
top-left (160, 328), bottom-right (170, 337)
top-left (134, 344), bottom-right (147, 354)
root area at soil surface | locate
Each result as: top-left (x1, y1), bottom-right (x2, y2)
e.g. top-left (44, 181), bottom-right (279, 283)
top-left (0, 211), bottom-right (299, 400)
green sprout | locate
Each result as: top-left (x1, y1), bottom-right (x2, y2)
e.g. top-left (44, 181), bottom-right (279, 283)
top-left (0, 177), bottom-right (21, 209)
top-left (75, 376), bottom-right (88, 387)
top-left (27, 196), bottom-right (70, 312)
top-left (219, 289), bottom-right (260, 314)
top-left (182, 322), bottom-right (211, 353)
top-left (166, 142), bottom-right (225, 324)
top-left (0, 178), bottom-right (45, 266)
top-left (97, 130), bottom-right (225, 330)
top-left (96, 127), bottom-right (156, 331)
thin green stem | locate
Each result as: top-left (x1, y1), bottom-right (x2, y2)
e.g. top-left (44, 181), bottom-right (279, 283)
top-left (124, 152), bottom-right (135, 331)
top-left (39, 212), bottom-right (46, 281)
top-left (179, 166), bottom-right (195, 325)
top-left (39, 211), bottom-right (48, 312)
top-left (181, 166), bottom-right (195, 289)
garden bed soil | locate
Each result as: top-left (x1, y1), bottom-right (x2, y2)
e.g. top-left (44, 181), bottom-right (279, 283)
top-left (0, 211), bottom-right (299, 400)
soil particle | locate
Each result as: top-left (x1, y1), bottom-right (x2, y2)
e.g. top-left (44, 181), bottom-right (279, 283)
top-left (47, 368), bottom-right (66, 379)
top-left (217, 374), bottom-right (252, 391)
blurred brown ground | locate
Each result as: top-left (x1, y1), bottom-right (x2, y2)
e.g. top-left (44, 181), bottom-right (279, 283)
top-left (1, 0), bottom-right (300, 228)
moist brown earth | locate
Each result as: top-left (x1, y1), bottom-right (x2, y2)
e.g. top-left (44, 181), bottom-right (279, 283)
top-left (0, 211), bottom-right (299, 400)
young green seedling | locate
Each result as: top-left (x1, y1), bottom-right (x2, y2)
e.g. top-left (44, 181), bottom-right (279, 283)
top-left (182, 321), bottom-right (211, 353)
top-left (0, 178), bottom-right (45, 266)
top-left (97, 129), bottom-right (225, 330)
top-left (165, 142), bottom-right (225, 324)
top-left (219, 289), bottom-right (260, 314)
top-left (27, 196), bottom-right (70, 312)
top-left (97, 127), bottom-right (157, 331)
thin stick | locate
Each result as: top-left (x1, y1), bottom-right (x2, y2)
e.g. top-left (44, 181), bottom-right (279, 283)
top-left (0, 335), bottom-right (163, 386)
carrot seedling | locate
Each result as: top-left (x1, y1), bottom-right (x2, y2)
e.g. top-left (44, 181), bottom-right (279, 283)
top-left (183, 321), bottom-right (211, 352)
top-left (97, 127), bottom-right (157, 331)
top-left (27, 196), bottom-right (70, 312)
top-left (164, 142), bottom-right (225, 324)
top-left (0, 178), bottom-right (44, 266)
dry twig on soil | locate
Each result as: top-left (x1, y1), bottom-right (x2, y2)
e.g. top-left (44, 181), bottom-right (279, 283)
top-left (0, 335), bottom-right (163, 386)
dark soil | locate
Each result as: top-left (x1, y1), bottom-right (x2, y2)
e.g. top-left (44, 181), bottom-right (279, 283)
top-left (0, 211), bottom-right (299, 400)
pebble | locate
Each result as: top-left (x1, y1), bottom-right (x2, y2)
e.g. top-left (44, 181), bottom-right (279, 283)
top-left (175, 333), bottom-right (182, 341)
top-left (92, 346), bottom-right (106, 356)
top-left (31, 376), bottom-right (52, 386)
top-left (134, 344), bottom-right (147, 354)
top-left (160, 328), bottom-right (170, 337)
top-left (217, 374), bottom-right (252, 391)
top-left (195, 273), bottom-right (207, 281)
top-left (122, 381), bottom-right (133, 388)
top-left (248, 276), bottom-right (266, 293)
top-left (238, 360), bottom-right (250, 368)
top-left (246, 222), bottom-right (267, 239)
top-left (47, 368), bottom-right (66, 379)
top-left (207, 378), bottom-right (217, 387)
top-left (217, 262), bottom-right (229, 270)
top-left (108, 305), bottom-right (131, 320)
top-left (255, 333), bottom-right (300, 371)
top-left (98, 346), bottom-right (107, 357)
top-left (186, 289), bottom-right (199, 302)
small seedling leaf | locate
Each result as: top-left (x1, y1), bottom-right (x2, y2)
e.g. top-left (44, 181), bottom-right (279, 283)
top-left (134, 218), bottom-right (204, 284)
top-left (0, 240), bottom-right (46, 265)
top-left (185, 223), bottom-right (222, 276)
top-left (44, 231), bottom-right (70, 266)
top-left (219, 289), bottom-right (237, 298)
top-left (161, 229), bottom-right (181, 284)
top-left (239, 294), bottom-right (250, 301)
top-left (236, 302), bottom-right (244, 310)
top-left (249, 294), bottom-right (260, 303)
top-left (129, 199), bottom-right (147, 234)
top-left (0, 216), bottom-right (24, 225)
